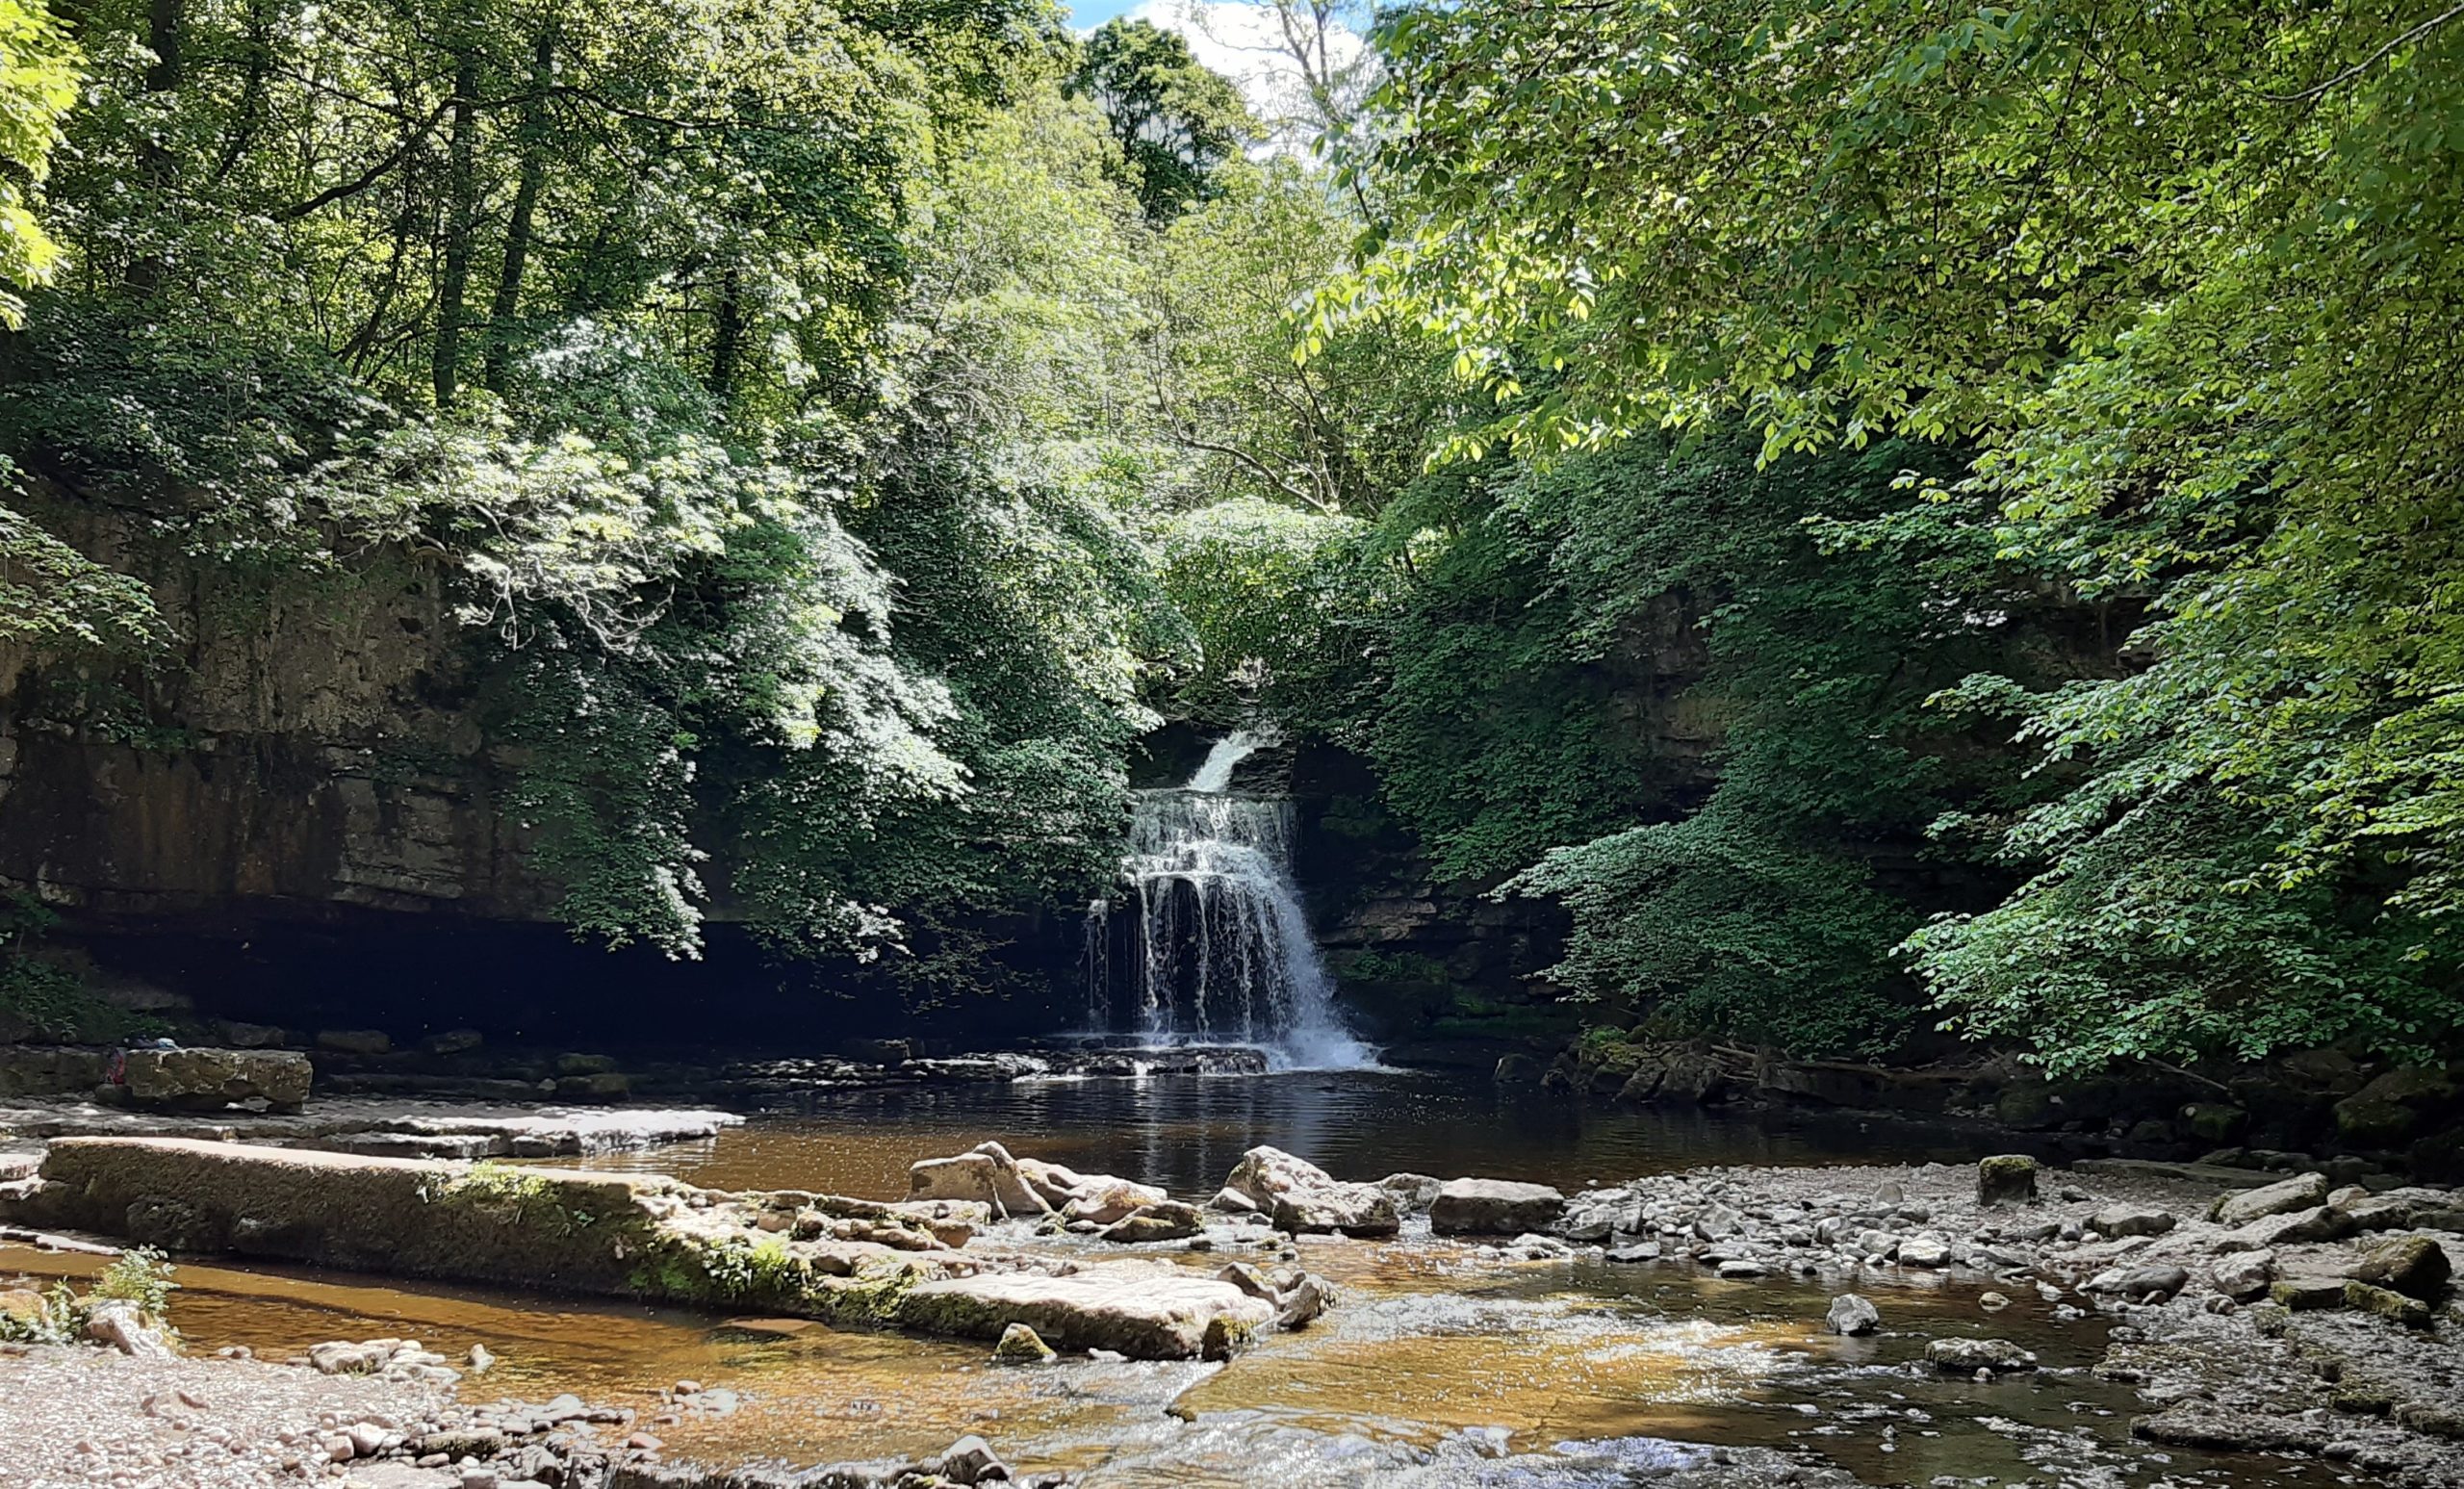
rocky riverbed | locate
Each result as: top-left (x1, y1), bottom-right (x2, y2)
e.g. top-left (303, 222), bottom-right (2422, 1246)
top-left (11, 1121), bottom-right (2464, 1488)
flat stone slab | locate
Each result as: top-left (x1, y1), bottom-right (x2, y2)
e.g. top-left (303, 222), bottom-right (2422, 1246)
top-left (0, 1136), bottom-right (1300, 1361)
top-left (0, 1096), bottom-right (740, 1157)
top-left (904, 1266), bottom-right (1275, 1360)
top-left (2072, 1159), bottom-right (2280, 1189)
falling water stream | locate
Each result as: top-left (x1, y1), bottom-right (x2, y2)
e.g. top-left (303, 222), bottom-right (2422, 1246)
top-left (1083, 730), bottom-right (1372, 1068)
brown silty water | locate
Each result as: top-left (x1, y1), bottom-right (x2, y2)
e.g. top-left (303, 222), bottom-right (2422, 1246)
top-left (0, 1072), bottom-right (2349, 1487)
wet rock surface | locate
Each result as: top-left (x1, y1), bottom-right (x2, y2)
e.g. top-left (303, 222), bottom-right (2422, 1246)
top-left (13, 1106), bottom-right (2464, 1487)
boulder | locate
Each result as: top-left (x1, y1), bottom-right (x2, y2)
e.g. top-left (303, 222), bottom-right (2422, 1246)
top-left (2344, 1280), bottom-right (2434, 1327)
top-left (1273, 1190), bottom-right (1399, 1237)
top-left (1825, 1294), bottom-right (1880, 1336)
top-left (2181, 1103), bottom-right (2248, 1144)
top-left (2336, 1194), bottom-right (2424, 1232)
top-left (1975, 1155), bottom-right (2037, 1206)
top-left (315, 1029), bottom-right (392, 1056)
top-left (2209, 1248), bottom-right (2275, 1302)
top-left (991, 1322), bottom-right (1056, 1364)
top-left (1924, 1337), bottom-right (2036, 1374)
top-left (218, 1021), bottom-right (288, 1049)
top-left (1428, 1178), bottom-right (1566, 1237)
top-left (2334, 1066), bottom-right (2457, 1148)
top-left (908, 1142), bottom-right (1052, 1218)
top-left (2210, 1170), bottom-right (2328, 1226)
top-left (903, 1264), bottom-right (1276, 1361)
top-left (119, 1048), bottom-right (311, 1113)
top-left (2354, 1234), bottom-right (2451, 1301)
top-left (1692, 1203), bottom-right (1743, 1241)
top-left (1097, 1201), bottom-right (1204, 1245)
top-left (2221, 1204), bottom-right (2353, 1250)
top-left (1222, 1146), bottom-right (1398, 1237)
top-left (923, 1434), bottom-right (1008, 1486)
top-left (1558, 1188), bottom-right (1644, 1242)
top-left (1273, 1273), bottom-right (1330, 1328)
top-left (1896, 1234), bottom-right (1954, 1269)
top-left (1059, 1178), bottom-right (1171, 1226)
top-left (2087, 1204), bottom-right (2175, 1239)
top-left (2270, 1274), bottom-right (2350, 1310)
top-left (83, 1299), bottom-right (172, 1357)
top-left (420, 1029), bottom-right (484, 1055)
top-left (2104, 1264), bottom-right (2192, 1301)
top-left (1493, 1054), bottom-right (1543, 1084)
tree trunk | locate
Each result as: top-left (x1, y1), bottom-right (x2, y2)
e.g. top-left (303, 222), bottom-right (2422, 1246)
top-left (707, 263), bottom-right (744, 405)
top-left (482, 29), bottom-right (554, 394)
top-left (432, 44), bottom-right (482, 408)
top-left (125, 0), bottom-right (183, 291)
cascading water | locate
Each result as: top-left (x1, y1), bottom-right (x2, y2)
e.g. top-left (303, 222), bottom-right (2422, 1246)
top-left (1082, 729), bottom-right (1373, 1069)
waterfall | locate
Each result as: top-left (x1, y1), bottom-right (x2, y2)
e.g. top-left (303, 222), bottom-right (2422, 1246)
top-left (1083, 729), bottom-right (1373, 1069)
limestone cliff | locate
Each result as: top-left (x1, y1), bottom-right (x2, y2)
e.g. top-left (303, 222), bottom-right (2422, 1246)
top-left (0, 495), bottom-right (548, 929)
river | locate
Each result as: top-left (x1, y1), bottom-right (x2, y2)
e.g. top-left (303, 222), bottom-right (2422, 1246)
top-left (0, 1069), bottom-right (2347, 1487)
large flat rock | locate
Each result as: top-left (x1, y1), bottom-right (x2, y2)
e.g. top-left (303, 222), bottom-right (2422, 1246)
top-left (0, 1136), bottom-right (1299, 1362)
top-left (903, 1265), bottom-right (1274, 1360)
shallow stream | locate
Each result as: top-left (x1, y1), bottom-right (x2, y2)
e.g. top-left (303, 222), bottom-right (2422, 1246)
top-left (0, 1071), bottom-right (2352, 1486)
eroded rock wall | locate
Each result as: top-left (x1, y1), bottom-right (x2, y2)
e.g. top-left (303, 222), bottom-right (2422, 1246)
top-left (0, 493), bottom-right (546, 928)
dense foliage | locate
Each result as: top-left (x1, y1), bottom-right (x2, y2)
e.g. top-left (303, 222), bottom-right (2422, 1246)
top-left (2, 0), bottom-right (2458, 1066)
top-left (1326, 0), bottom-right (2464, 1067)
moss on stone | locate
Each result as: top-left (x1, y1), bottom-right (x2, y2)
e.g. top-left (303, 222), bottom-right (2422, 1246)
top-left (2345, 1280), bottom-right (2434, 1327)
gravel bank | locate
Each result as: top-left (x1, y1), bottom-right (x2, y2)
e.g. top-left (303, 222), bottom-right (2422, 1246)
top-left (0, 1341), bottom-right (452, 1489)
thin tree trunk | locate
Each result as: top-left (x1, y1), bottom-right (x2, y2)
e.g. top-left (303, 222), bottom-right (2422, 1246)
top-left (432, 44), bottom-right (482, 408)
top-left (125, 0), bottom-right (183, 291)
top-left (707, 263), bottom-right (744, 404)
top-left (481, 29), bottom-right (553, 393)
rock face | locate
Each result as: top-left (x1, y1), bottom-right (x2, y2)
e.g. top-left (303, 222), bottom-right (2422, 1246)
top-left (1429, 1178), bottom-right (1567, 1236)
top-left (118, 1047), bottom-right (312, 1112)
top-left (1220, 1146), bottom-right (1398, 1237)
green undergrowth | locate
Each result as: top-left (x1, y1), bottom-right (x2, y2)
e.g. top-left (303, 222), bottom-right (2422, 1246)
top-left (1, 1246), bottom-right (179, 1348)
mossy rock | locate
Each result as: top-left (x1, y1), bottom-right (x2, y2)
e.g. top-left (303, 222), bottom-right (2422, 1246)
top-left (1976, 1155), bottom-right (2038, 1206)
top-left (992, 1322), bottom-right (1056, 1364)
top-left (2344, 1280), bottom-right (2434, 1328)
top-left (2270, 1275), bottom-right (2348, 1311)
top-left (2355, 1234), bottom-right (2452, 1301)
top-left (2182, 1103), bottom-right (2249, 1144)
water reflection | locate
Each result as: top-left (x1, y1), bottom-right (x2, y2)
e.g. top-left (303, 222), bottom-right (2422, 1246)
top-left (557, 1070), bottom-right (2004, 1198)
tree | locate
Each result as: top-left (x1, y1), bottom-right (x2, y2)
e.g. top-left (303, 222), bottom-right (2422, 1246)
top-left (1137, 160), bottom-right (1449, 515)
top-left (1069, 18), bottom-right (1253, 219)
top-left (0, 0), bottom-right (75, 327)
top-left (1344, 0), bottom-right (2464, 1066)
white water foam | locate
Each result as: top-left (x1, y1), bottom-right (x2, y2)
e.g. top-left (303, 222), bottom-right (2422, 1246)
top-left (1082, 729), bottom-right (1376, 1070)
